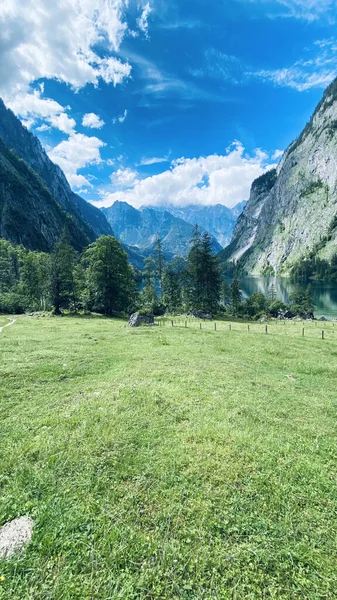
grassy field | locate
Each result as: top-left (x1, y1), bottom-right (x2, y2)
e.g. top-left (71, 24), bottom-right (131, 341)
top-left (0, 315), bottom-right (337, 599)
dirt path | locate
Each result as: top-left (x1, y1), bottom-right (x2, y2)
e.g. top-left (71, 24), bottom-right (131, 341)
top-left (0, 318), bottom-right (16, 334)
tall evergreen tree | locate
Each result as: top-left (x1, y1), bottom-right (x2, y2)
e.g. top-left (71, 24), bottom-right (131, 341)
top-left (154, 235), bottom-right (165, 298)
top-left (231, 278), bottom-right (242, 314)
top-left (187, 227), bottom-right (221, 312)
top-left (141, 256), bottom-right (159, 311)
top-left (84, 235), bottom-right (135, 316)
top-left (51, 228), bottom-right (78, 314)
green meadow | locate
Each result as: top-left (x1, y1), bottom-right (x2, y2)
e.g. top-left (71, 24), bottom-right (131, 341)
top-left (0, 315), bottom-right (337, 599)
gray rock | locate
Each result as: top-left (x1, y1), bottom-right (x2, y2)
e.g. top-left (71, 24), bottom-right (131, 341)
top-left (0, 517), bottom-right (33, 559)
top-left (128, 312), bottom-right (155, 327)
top-left (320, 315), bottom-right (328, 321)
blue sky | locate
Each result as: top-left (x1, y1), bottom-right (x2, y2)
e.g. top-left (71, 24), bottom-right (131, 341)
top-left (1, 0), bottom-right (337, 208)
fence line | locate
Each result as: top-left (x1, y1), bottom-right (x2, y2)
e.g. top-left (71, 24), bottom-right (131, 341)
top-left (156, 318), bottom-right (331, 341)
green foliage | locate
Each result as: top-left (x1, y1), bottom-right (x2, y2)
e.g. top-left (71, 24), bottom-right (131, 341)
top-left (84, 236), bottom-right (136, 316)
top-left (187, 227), bottom-right (221, 313)
top-left (299, 179), bottom-right (324, 198)
top-left (0, 235), bottom-right (137, 316)
top-left (251, 168), bottom-right (277, 193)
top-left (289, 285), bottom-right (315, 316)
top-left (230, 278), bottom-right (242, 314)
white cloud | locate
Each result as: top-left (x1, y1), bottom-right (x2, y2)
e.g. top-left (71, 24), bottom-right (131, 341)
top-left (137, 156), bottom-right (170, 166)
top-left (0, 0), bottom-right (131, 99)
top-left (0, 1), bottom-right (134, 132)
top-left (246, 0), bottom-right (336, 21)
top-left (97, 142), bottom-right (277, 209)
top-left (7, 89), bottom-right (76, 133)
top-left (36, 124), bottom-right (52, 132)
top-left (113, 109), bottom-right (128, 124)
top-left (49, 113), bottom-right (76, 135)
top-left (110, 168), bottom-right (138, 187)
top-left (82, 113), bottom-right (105, 129)
top-left (137, 3), bottom-right (152, 37)
top-left (272, 149), bottom-right (284, 160)
top-left (193, 39), bottom-right (337, 92)
top-left (254, 66), bottom-right (337, 91)
top-left (48, 133), bottom-right (106, 189)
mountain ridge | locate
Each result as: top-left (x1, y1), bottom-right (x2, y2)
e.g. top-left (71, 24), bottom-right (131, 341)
top-left (0, 98), bottom-right (112, 243)
top-left (102, 200), bottom-right (224, 256)
top-left (222, 77), bottom-right (337, 274)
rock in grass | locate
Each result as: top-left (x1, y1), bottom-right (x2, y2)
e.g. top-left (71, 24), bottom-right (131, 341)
top-left (0, 517), bottom-right (33, 559)
top-left (128, 312), bottom-right (155, 327)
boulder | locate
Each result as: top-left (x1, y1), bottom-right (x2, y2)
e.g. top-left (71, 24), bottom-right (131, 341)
top-left (320, 315), bottom-right (328, 321)
top-left (128, 312), bottom-right (155, 327)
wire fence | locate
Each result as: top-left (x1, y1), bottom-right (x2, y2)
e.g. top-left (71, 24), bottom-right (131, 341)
top-left (156, 317), bottom-right (337, 341)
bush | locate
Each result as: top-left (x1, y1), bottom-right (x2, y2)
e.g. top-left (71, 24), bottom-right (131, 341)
top-left (0, 292), bottom-right (26, 314)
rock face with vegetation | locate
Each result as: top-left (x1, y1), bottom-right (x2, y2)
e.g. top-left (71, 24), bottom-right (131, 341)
top-left (0, 138), bottom-right (88, 251)
top-left (0, 98), bottom-right (113, 246)
top-left (222, 78), bottom-right (337, 274)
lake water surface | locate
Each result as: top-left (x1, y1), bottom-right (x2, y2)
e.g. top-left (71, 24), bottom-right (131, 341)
top-left (226, 277), bottom-right (337, 319)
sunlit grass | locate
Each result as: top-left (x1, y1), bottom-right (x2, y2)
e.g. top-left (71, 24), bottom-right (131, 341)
top-left (0, 315), bottom-right (337, 599)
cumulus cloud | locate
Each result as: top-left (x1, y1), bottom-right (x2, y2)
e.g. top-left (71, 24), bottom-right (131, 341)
top-left (48, 133), bottom-right (106, 189)
top-left (97, 142), bottom-right (277, 209)
top-left (0, 1), bottom-right (133, 129)
top-left (7, 89), bottom-right (76, 133)
top-left (110, 168), bottom-right (138, 187)
top-left (82, 113), bottom-right (105, 129)
top-left (0, 0), bottom-right (131, 97)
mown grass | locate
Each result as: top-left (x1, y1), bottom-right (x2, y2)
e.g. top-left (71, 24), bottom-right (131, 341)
top-left (0, 315), bottom-right (337, 599)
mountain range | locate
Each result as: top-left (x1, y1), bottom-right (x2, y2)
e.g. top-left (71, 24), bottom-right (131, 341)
top-left (0, 97), bottom-right (245, 263)
top-left (3, 72), bottom-right (337, 277)
top-left (143, 202), bottom-right (246, 248)
top-left (222, 78), bottom-right (337, 275)
top-left (101, 201), bottom-right (229, 256)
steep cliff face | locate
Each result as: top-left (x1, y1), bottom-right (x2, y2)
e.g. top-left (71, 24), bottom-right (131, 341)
top-left (223, 78), bottom-right (337, 274)
top-left (0, 138), bottom-right (88, 251)
top-left (0, 98), bottom-right (112, 241)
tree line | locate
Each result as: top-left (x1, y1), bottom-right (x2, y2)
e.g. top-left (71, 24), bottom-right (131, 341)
top-left (0, 226), bottom-right (314, 319)
top-left (0, 226), bottom-right (222, 316)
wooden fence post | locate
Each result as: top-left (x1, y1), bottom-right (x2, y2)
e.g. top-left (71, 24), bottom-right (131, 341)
top-left (229, 324), bottom-right (232, 331)
top-left (171, 320), bottom-right (174, 327)
top-left (200, 323), bottom-right (202, 330)
top-left (302, 328), bottom-right (304, 337)
top-left (214, 322), bottom-right (217, 331)
top-left (265, 325), bottom-right (268, 334)
top-left (322, 330), bottom-right (325, 340)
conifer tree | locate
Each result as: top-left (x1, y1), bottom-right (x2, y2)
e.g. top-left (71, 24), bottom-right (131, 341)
top-left (84, 235), bottom-right (135, 316)
top-left (51, 227), bottom-right (78, 314)
top-left (230, 278), bottom-right (242, 314)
